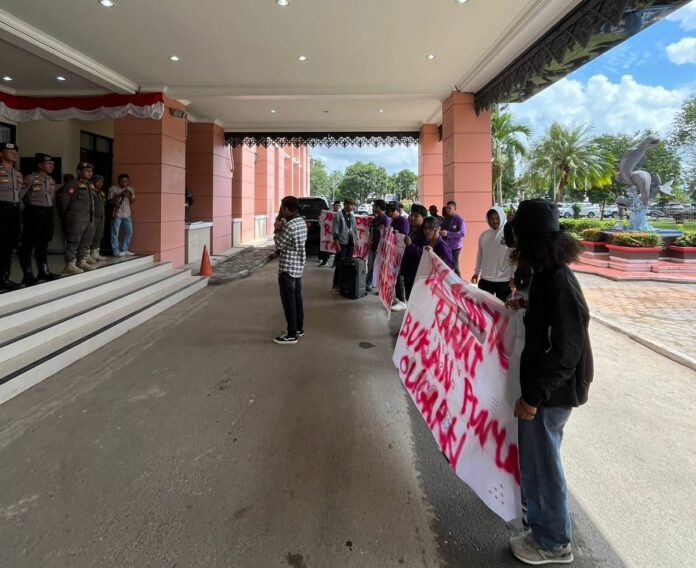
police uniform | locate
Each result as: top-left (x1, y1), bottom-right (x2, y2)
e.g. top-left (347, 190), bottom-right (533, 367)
top-left (0, 142), bottom-right (25, 290)
top-left (89, 175), bottom-right (107, 261)
top-left (58, 162), bottom-right (95, 274)
top-left (18, 154), bottom-right (60, 285)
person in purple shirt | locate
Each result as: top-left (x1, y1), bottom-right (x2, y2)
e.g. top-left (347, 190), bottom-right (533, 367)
top-left (440, 200), bottom-right (466, 276)
top-left (367, 199), bottom-right (390, 291)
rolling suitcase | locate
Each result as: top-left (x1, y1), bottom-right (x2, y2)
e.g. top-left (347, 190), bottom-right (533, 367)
top-left (340, 257), bottom-right (367, 299)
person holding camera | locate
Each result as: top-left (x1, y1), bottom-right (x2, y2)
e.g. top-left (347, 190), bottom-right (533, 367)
top-left (108, 173), bottom-right (135, 257)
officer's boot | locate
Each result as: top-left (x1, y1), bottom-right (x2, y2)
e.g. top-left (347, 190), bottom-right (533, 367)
top-left (63, 260), bottom-right (84, 275)
top-left (76, 258), bottom-right (96, 271)
top-left (18, 251), bottom-right (37, 286)
top-left (84, 254), bottom-right (97, 265)
top-left (0, 256), bottom-right (24, 291)
top-left (91, 248), bottom-right (107, 261)
top-left (38, 263), bottom-right (61, 281)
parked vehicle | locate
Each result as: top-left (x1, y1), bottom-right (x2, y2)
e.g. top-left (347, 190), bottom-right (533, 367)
top-left (298, 196), bottom-right (331, 255)
top-left (603, 205), bottom-right (619, 218)
top-left (579, 203), bottom-right (600, 218)
top-left (557, 203), bottom-right (574, 218)
top-left (355, 204), bottom-right (370, 215)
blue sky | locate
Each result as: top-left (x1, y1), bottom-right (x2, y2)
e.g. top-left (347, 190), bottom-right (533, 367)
top-left (313, 1), bottom-right (696, 175)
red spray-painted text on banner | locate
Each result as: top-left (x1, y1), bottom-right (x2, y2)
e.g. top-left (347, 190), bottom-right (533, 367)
top-left (376, 227), bottom-right (406, 312)
top-left (319, 211), bottom-right (371, 260)
top-left (392, 250), bottom-right (524, 522)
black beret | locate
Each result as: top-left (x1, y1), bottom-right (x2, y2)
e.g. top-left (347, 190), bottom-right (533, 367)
top-left (92, 174), bottom-right (105, 181)
top-left (35, 153), bottom-right (53, 163)
top-left (76, 162), bottom-right (94, 171)
top-left (0, 142), bottom-right (18, 152)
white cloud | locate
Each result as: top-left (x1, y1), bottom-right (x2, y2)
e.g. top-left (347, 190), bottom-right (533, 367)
top-left (310, 145), bottom-right (417, 174)
top-left (666, 36), bottom-right (696, 64)
top-left (510, 74), bottom-right (687, 137)
top-left (667, 1), bottom-right (696, 31)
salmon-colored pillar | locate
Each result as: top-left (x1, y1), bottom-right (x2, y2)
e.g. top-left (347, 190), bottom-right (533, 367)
top-left (293, 147), bottom-right (301, 197)
top-left (113, 96), bottom-right (186, 266)
top-left (418, 124), bottom-right (443, 210)
top-left (232, 145), bottom-right (256, 243)
top-left (274, 146), bottom-right (284, 217)
top-left (185, 122), bottom-right (233, 253)
top-left (255, 146), bottom-right (276, 236)
top-left (284, 145), bottom-right (294, 197)
top-left (442, 92), bottom-right (492, 275)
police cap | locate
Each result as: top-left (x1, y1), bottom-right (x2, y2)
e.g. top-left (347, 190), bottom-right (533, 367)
top-left (35, 153), bottom-right (53, 163)
top-left (76, 161), bottom-right (94, 171)
top-left (93, 174), bottom-right (105, 181)
top-left (0, 142), bottom-right (19, 152)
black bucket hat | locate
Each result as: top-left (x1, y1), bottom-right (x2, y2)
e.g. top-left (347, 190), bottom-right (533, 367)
top-left (509, 199), bottom-right (560, 233)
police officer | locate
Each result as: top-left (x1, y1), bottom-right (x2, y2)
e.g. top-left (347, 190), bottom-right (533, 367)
top-left (89, 174), bottom-right (107, 262)
top-left (0, 142), bottom-right (24, 290)
top-left (58, 162), bottom-right (95, 275)
top-left (18, 153), bottom-right (60, 285)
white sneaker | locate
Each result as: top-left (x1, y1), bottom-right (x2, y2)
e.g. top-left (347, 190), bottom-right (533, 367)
top-left (123, 250), bottom-right (136, 256)
top-left (510, 533), bottom-right (573, 565)
top-left (391, 301), bottom-right (407, 312)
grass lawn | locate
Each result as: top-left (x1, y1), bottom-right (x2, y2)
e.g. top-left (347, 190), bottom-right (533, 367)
top-left (652, 221), bottom-right (696, 231)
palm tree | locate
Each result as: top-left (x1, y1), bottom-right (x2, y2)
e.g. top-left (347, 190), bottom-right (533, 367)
top-left (492, 107), bottom-right (532, 205)
top-left (526, 122), bottom-right (612, 203)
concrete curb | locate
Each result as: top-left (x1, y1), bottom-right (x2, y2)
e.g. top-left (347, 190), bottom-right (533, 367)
top-left (592, 314), bottom-right (696, 372)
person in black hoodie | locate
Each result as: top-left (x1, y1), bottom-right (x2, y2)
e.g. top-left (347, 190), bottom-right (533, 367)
top-left (506, 199), bottom-right (593, 566)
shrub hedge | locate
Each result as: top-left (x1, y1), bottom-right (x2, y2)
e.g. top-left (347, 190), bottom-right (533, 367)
top-left (674, 232), bottom-right (696, 247)
top-left (611, 232), bottom-right (662, 248)
top-left (580, 228), bottom-right (605, 242)
top-left (560, 219), bottom-right (618, 236)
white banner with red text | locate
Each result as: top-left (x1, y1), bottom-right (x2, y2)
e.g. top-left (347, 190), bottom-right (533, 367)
top-left (319, 212), bottom-right (371, 260)
top-left (393, 250), bottom-right (524, 522)
top-left (375, 227), bottom-right (406, 312)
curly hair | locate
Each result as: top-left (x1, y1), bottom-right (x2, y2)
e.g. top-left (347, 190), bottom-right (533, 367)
top-left (511, 231), bottom-right (581, 270)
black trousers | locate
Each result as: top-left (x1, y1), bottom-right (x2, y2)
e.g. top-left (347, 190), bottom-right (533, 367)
top-left (278, 272), bottom-right (304, 337)
top-left (395, 275), bottom-right (406, 303)
top-left (0, 202), bottom-right (21, 276)
top-left (452, 248), bottom-right (461, 276)
top-left (91, 208), bottom-right (105, 249)
top-left (19, 205), bottom-right (54, 269)
top-left (332, 241), bottom-right (354, 289)
top-left (478, 278), bottom-right (512, 301)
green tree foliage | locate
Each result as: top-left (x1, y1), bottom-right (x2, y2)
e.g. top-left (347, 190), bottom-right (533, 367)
top-left (671, 94), bottom-right (696, 149)
top-left (492, 107), bottom-right (531, 204)
top-left (338, 161), bottom-right (391, 204)
top-left (391, 169), bottom-right (418, 201)
top-left (526, 123), bottom-right (612, 203)
top-left (309, 158), bottom-right (332, 199)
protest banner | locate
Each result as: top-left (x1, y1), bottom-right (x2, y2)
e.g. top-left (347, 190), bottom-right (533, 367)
top-left (319, 212), bottom-right (371, 260)
top-left (393, 250), bottom-right (524, 522)
top-left (376, 227), bottom-right (406, 312)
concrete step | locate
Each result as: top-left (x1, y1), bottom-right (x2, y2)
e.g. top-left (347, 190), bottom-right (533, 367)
top-left (0, 256), bottom-right (155, 315)
top-left (0, 260), bottom-right (208, 405)
top-left (0, 262), bottom-right (173, 335)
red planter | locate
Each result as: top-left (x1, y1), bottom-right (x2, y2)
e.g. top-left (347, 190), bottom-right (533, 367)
top-left (666, 246), bottom-right (696, 263)
top-left (605, 244), bottom-right (662, 272)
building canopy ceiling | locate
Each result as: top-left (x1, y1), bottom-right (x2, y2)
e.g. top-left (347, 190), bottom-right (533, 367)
top-left (0, 0), bottom-right (689, 134)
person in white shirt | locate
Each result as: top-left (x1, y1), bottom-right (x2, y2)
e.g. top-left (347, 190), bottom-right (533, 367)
top-left (471, 206), bottom-right (514, 300)
top-left (108, 173), bottom-right (135, 257)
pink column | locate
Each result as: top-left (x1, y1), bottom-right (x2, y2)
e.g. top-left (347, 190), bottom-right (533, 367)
top-left (293, 146), bottom-right (301, 197)
top-left (284, 145), bottom-right (294, 197)
top-left (255, 146), bottom-right (276, 235)
top-left (442, 92), bottom-right (492, 275)
top-left (185, 122), bottom-right (232, 253)
top-left (232, 145), bottom-right (256, 244)
top-left (303, 146), bottom-right (310, 196)
top-left (275, 146), bottom-right (285, 210)
top-left (418, 124), bottom-right (443, 209)
top-left (113, 95), bottom-right (186, 266)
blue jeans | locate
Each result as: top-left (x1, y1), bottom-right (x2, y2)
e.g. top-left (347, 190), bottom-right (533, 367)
top-left (519, 406), bottom-right (573, 550)
top-left (111, 216), bottom-right (133, 254)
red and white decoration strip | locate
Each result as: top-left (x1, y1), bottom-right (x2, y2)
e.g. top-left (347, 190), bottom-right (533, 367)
top-left (0, 92), bottom-right (165, 122)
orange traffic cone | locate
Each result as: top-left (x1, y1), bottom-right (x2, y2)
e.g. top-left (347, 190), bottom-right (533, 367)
top-left (199, 245), bottom-right (214, 277)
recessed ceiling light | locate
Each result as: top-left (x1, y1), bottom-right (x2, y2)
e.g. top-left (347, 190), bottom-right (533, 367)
top-left (297, 55), bottom-right (308, 62)
top-left (169, 55), bottom-right (180, 62)
top-left (426, 54), bottom-right (436, 60)
top-left (56, 75), bottom-right (66, 81)
top-left (379, 109), bottom-right (384, 113)
top-left (271, 109), bottom-right (277, 113)
top-left (455, 0), bottom-right (470, 4)
top-left (276, 0), bottom-right (291, 6)
top-left (99, 0), bottom-right (115, 7)
top-left (2, 76), bottom-right (12, 82)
